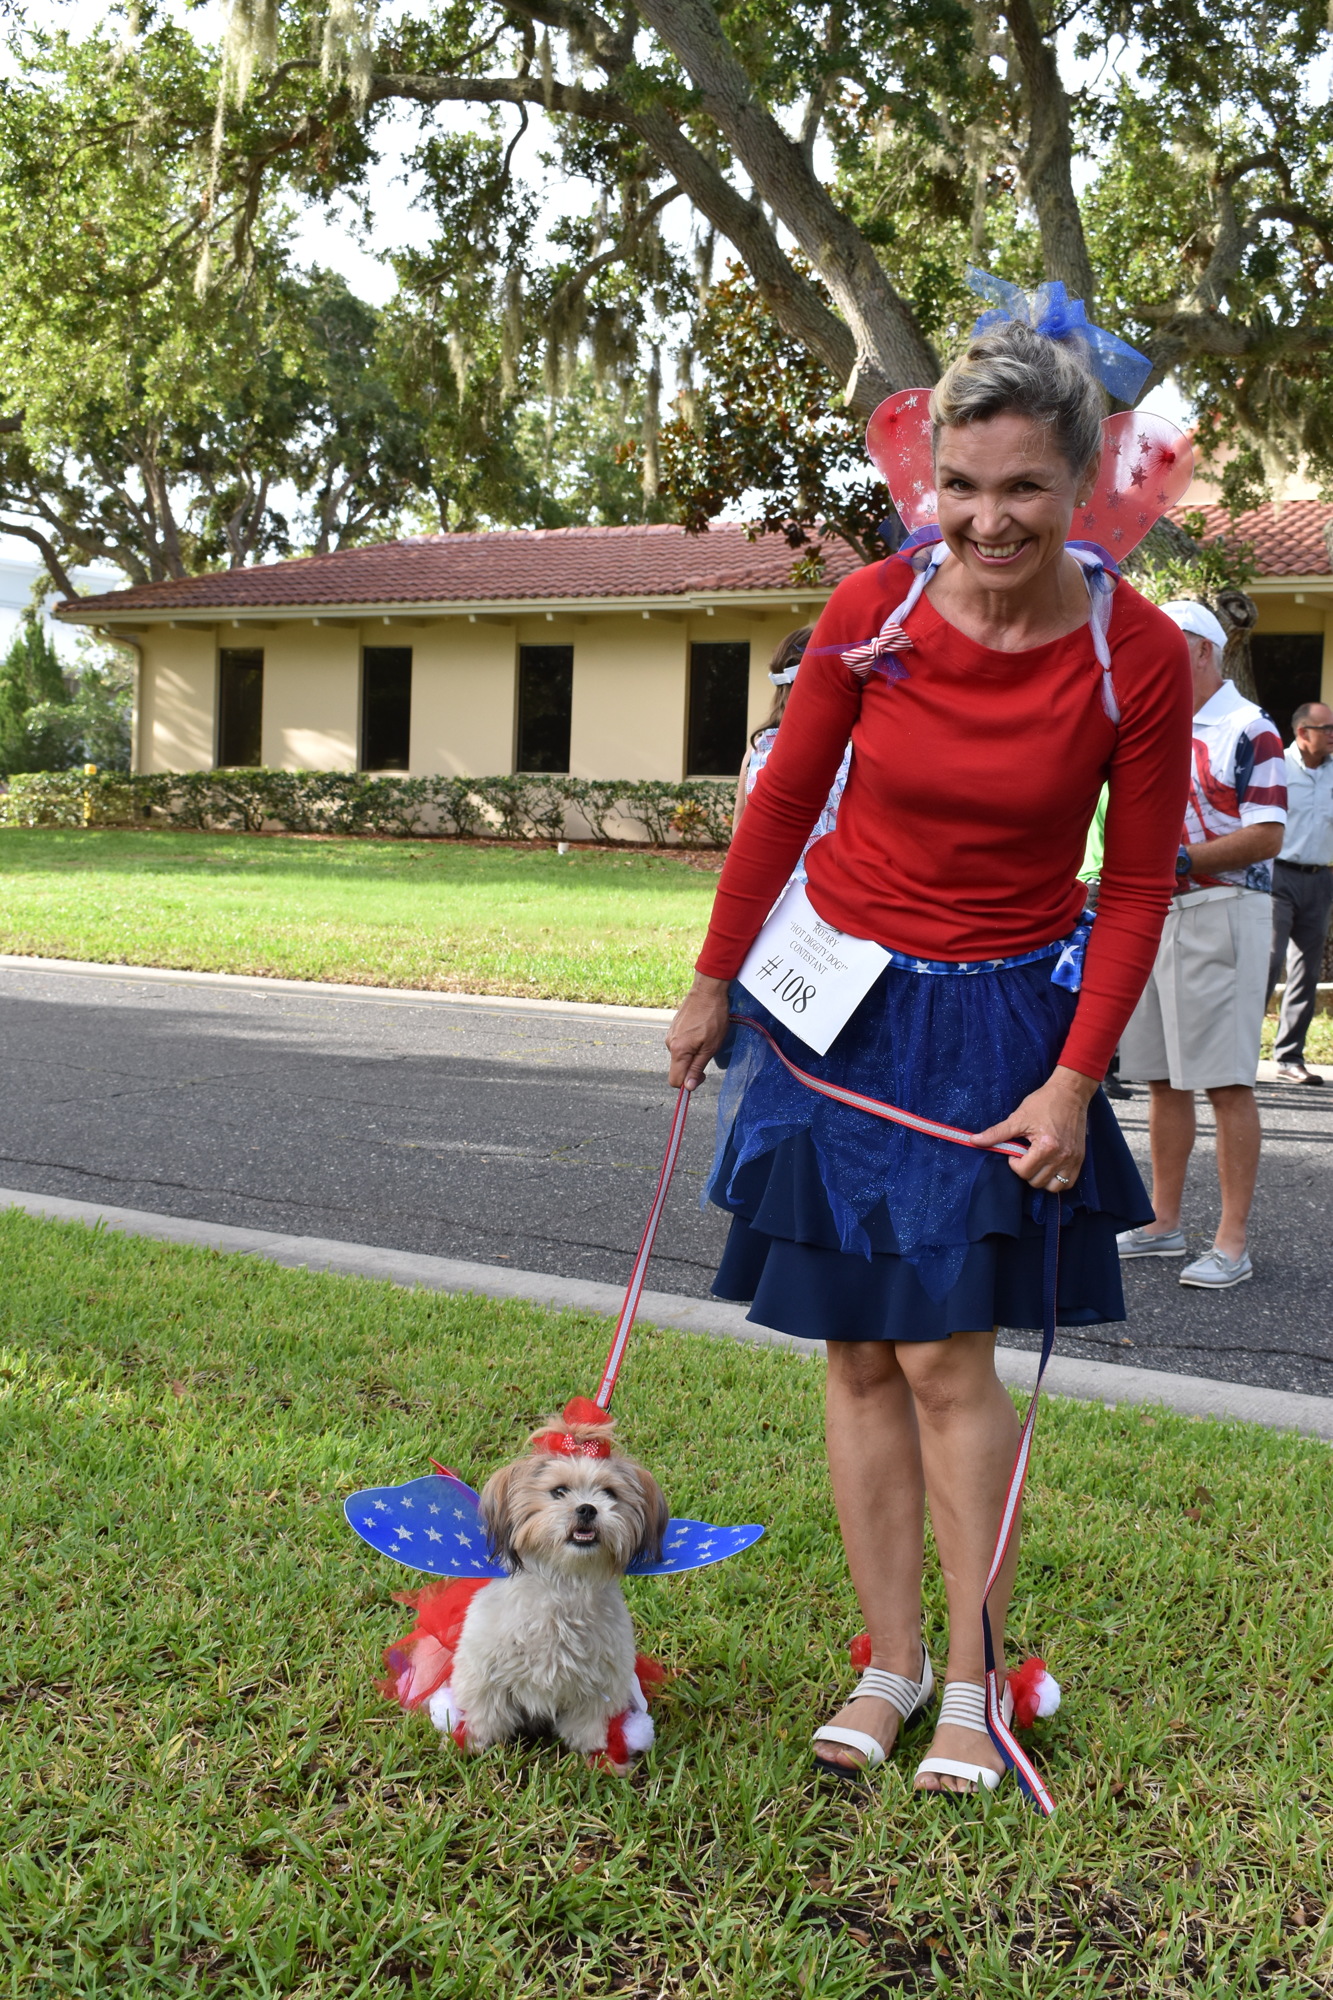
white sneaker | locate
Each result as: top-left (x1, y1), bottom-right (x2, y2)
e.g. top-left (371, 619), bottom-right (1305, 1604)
top-left (1179, 1248), bottom-right (1252, 1289)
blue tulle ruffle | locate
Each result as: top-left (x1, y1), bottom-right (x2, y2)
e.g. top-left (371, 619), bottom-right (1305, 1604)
top-left (705, 955), bottom-right (1150, 1315)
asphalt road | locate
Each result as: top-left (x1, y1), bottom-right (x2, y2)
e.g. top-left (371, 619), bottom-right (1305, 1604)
top-left (1, 962), bottom-right (1329, 1399)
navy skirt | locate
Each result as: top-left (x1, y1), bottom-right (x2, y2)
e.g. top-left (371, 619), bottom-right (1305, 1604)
top-left (705, 952), bottom-right (1151, 1344)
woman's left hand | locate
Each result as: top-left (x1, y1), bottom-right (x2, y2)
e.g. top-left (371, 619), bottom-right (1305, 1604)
top-left (970, 1064), bottom-right (1098, 1190)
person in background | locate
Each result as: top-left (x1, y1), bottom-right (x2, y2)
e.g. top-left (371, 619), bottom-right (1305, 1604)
top-left (1118, 601), bottom-right (1287, 1287)
top-left (1077, 784), bottom-right (1130, 1099)
top-left (1267, 700), bottom-right (1333, 1084)
top-left (733, 629), bottom-right (851, 875)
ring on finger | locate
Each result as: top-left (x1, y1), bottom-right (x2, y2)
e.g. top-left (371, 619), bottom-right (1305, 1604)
top-left (1051, 1171), bottom-right (1070, 1186)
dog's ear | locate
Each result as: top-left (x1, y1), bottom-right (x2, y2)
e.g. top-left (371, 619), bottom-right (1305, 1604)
top-left (478, 1461), bottom-right (522, 1571)
top-left (626, 1461), bottom-right (670, 1566)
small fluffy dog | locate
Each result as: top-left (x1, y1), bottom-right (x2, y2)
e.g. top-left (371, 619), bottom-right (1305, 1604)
top-left (380, 1400), bottom-right (668, 1772)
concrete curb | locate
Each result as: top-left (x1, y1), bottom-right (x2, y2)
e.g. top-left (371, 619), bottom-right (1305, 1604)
top-left (4, 1186), bottom-right (1330, 1442)
top-left (0, 955), bottom-right (675, 1023)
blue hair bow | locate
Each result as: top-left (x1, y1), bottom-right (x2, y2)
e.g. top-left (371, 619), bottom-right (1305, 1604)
top-left (965, 267), bottom-right (1153, 406)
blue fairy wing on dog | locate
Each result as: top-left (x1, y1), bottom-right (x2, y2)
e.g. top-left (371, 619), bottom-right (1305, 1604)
top-left (344, 1469), bottom-right (506, 1578)
top-left (628, 1518), bottom-right (765, 1574)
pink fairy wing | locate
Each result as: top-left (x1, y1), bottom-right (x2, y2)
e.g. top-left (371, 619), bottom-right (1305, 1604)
top-left (1073, 412), bottom-right (1194, 560)
top-left (865, 390), bottom-right (938, 531)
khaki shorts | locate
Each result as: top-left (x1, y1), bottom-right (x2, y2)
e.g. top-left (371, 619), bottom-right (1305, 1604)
top-left (1119, 887), bottom-right (1271, 1091)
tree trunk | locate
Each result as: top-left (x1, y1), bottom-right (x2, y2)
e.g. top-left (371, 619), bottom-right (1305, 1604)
top-left (1000, 0), bottom-right (1097, 308)
top-left (632, 0), bottom-right (940, 408)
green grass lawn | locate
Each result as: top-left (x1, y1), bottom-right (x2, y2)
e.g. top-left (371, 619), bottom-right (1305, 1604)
top-left (3, 1210), bottom-right (1330, 1998)
top-left (5, 827), bottom-right (1333, 1060)
top-left (0, 830), bottom-right (721, 1007)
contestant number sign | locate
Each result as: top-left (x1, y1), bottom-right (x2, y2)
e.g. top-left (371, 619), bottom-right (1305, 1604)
top-left (736, 883), bottom-right (890, 1055)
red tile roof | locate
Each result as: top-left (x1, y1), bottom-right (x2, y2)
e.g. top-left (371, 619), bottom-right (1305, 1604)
top-left (57, 523), bottom-right (866, 619)
top-left (1169, 499), bottom-right (1333, 576)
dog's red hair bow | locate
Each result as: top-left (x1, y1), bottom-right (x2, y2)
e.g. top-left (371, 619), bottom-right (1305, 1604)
top-left (532, 1396), bottom-right (614, 1459)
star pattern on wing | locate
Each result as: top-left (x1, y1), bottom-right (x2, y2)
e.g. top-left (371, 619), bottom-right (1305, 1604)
top-left (345, 1476), bottom-right (764, 1578)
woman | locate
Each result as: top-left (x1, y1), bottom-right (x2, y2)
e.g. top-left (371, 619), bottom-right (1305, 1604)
top-left (666, 314), bottom-right (1192, 1795)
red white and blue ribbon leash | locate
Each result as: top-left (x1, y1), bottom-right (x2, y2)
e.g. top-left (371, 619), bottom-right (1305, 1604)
top-left (595, 1015), bottom-right (1062, 1813)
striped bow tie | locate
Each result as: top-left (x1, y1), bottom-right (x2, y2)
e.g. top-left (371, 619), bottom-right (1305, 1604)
top-left (842, 617), bottom-right (913, 678)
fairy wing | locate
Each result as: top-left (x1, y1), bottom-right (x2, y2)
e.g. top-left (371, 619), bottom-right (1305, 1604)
top-left (1070, 412), bottom-right (1194, 559)
top-left (343, 1470), bottom-right (506, 1579)
top-left (345, 1472), bottom-right (764, 1579)
top-left (628, 1520), bottom-right (765, 1574)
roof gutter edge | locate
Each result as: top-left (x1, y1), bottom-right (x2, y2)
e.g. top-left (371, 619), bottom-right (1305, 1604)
top-left (54, 586), bottom-right (837, 626)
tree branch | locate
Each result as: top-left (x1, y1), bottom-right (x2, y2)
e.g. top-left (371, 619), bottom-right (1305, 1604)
top-left (632, 0), bottom-right (938, 402)
top-left (0, 518), bottom-right (81, 601)
top-left (356, 68), bottom-right (875, 405)
top-left (1000, 0), bottom-right (1097, 305)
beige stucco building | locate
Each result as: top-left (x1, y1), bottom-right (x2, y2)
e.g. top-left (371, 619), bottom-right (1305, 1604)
top-left (55, 507), bottom-right (1333, 779)
top-left (55, 525), bottom-right (859, 782)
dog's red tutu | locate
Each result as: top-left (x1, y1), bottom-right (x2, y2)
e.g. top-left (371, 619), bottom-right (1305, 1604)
top-left (378, 1577), bottom-right (493, 1709)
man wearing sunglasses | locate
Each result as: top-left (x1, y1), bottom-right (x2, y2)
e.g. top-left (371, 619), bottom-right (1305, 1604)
top-left (1268, 701), bottom-right (1333, 1085)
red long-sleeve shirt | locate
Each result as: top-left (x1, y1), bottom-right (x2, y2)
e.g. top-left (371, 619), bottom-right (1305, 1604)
top-left (696, 554), bottom-right (1193, 1080)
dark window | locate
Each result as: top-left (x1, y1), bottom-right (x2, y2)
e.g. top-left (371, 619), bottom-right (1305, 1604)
top-left (516, 646), bottom-right (573, 772)
top-left (687, 641), bottom-right (751, 775)
top-left (217, 649), bottom-right (263, 767)
top-left (1250, 634), bottom-right (1322, 744)
top-left (361, 648), bottom-right (413, 770)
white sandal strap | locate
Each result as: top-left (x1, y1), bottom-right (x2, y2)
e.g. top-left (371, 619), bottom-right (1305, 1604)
top-left (849, 1656), bottom-right (932, 1724)
top-left (937, 1681), bottom-right (989, 1737)
top-left (915, 1755), bottom-right (1004, 1791)
top-left (812, 1725), bottom-right (888, 1769)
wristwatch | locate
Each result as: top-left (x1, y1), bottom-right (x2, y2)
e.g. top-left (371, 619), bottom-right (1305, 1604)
top-left (1175, 846), bottom-right (1192, 877)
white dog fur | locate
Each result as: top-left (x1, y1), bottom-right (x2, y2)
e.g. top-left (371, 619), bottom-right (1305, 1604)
top-left (428, 1431), bottom-right (668, 1768)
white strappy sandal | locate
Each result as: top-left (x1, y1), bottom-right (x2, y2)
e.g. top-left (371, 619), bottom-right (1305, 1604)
top-left (914, 1680), bottom-right (1010, 1793)
top-left (812, 1647), bottom-right (934, 1781)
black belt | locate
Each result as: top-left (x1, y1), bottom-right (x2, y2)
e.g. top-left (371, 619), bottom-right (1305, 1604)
top-left (1276, 858), bottom-right (1330, 874)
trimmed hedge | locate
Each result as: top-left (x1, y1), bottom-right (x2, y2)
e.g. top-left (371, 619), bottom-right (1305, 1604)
top-left (0, 768), bottom-right (737, 846)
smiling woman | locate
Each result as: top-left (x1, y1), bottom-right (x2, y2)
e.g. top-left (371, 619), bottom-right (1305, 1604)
top-left (665, 288), bottom-right (1196, 1804)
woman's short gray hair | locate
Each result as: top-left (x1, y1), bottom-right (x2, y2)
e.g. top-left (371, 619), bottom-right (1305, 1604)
top-left (930, 320), bottom-right (1106, 476)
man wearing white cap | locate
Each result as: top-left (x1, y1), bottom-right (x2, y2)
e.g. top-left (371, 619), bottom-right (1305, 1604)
top-left (1118, 601), bottom-right (1287, 1287)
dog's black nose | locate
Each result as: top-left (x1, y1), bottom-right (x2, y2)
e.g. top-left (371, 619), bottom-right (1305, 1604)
top-left (573, 1502), bottom-right (597, 1524)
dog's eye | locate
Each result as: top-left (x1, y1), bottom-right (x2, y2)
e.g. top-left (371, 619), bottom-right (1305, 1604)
top-left (550, 1485), bottom-right (568, 1498)
top-left (600, 1487), bottom-right (618, 1502)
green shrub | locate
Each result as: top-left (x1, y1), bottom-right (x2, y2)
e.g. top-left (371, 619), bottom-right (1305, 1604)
top-left (0, 768), bottom-right (737, 845)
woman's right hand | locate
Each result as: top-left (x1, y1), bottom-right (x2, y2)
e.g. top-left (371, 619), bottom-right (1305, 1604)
top-left (665, 973), bottom-right (732, 1090)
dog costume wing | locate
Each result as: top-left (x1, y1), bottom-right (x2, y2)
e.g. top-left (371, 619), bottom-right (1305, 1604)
top-left (628, 1519), bottom-right (765, 1574)
top-left (343, 1471), bottom-right (506, 1579)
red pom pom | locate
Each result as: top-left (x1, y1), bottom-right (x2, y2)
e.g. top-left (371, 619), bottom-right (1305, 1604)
top-left (563, 1396), bottom-right (609, 1426)
top-left (605, 1713), bottom-right (630, 1768)
top-left (1006, 1656), bottom-right (1048, 1730)
top-left (634, 1654), bottom-right (668, 1702)
top-left (849, 1633), bottom-right (872, 1670)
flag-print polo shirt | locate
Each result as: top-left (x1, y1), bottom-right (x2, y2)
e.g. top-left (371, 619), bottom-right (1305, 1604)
top-left (1185, 679), bottom-right (1287, 889)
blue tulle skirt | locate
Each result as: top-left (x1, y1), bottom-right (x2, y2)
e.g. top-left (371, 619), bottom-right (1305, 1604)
top-left (705, 954), bottom-right (1151, 1343)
